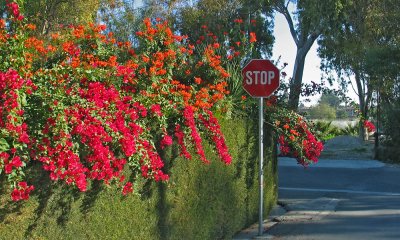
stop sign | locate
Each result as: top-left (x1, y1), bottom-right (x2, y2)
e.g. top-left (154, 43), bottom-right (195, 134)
top-left (242, 59), bottom-right (280, 97)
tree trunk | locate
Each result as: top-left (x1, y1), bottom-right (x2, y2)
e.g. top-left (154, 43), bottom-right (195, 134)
top-left (355, 70), bottom-right (368, 140)
top-left (288, 48), bottom-right (307, 111)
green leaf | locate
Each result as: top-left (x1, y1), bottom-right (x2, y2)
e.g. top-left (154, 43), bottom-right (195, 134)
top-left (0, 138), bottom-right (9, 152)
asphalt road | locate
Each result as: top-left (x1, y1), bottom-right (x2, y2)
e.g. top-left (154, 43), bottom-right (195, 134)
top-left (267, 157), bottom-right (400, 240)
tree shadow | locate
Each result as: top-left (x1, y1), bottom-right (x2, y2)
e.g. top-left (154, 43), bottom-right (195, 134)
top-left (0, 175), bottom-right (25, 223)
top-left (155, 146), bottom-right (176, 239)
top-left (0, 199), bottom-right (24, 223)
top-left (24, 162), bottom-right (54, 238)
top-left (80, 180), bottom-right (103, 215)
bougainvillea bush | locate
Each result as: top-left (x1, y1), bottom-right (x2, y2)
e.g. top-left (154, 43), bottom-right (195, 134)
top-left (0, 2), bottom-right (260, 201)
top-left (263, 97), bottom-right (324, 166)
top-left (0, 2), bottom-right (323, 202)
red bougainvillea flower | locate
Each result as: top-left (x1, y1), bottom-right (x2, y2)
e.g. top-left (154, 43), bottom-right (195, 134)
top-left (11, 182), bottom-right (34, 201)
top-left (364, 120), bottom-right (376, 132)
top-left (122, 182), bottom-right (133, 195)
top-left (1, 3), bottom-right (255, 200)
top-left (275, 108), bottom-right (323, 166)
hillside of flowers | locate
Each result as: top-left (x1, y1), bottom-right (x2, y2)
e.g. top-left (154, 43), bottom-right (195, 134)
top-left (0, 2), bottom-right (323, 202)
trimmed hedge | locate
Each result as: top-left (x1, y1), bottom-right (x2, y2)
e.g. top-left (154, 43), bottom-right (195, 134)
top-left (0, 117), bottom-right (278, 240)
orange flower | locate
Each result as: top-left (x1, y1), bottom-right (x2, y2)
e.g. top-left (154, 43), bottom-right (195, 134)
top-left (283, 124), bottom-right (290, 130)
top-left (249, 32), bottom-right (257, 43)
top-left (109, 56), bottom-right (118, 67)
top-left (71, 57), bottom-right (80, 68)
top-left (156, 69), bottom-right (166, 75)
top-left (142, 56), bottom-right (150, 63)
top-left (290, 129), bottom-right (299, 136)
top-left (164, 49), bottom-right (176, 59)
top-left (241, 95), bottom-right (246, 101)
top-left (212, 93), bottom-right (224, 102)
top-left (153, 52), bottom-right (165, 61)
top-left (73, 25), bottom-right (85, 38)
top-left (24, 37), bottom-right (47, 54)
top-left (26, 24), bottom-right (36, 31)
top-left (194, 77), bottom-right (202, 84)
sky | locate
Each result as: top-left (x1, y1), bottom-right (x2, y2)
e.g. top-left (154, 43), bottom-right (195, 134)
top-left (272, 13), bottom-right (324, 107)
top-left (271, 13), bottom-right (358, 107)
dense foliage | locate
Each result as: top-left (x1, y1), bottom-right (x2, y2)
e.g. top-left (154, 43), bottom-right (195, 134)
top-left (0, 118), bottom-right (278, 240)
top-left (0, 2), bottom-right (324, 203)
top-left (0, 2), bottom-right (243, 201)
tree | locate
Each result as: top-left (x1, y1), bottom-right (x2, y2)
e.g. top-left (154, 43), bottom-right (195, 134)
top-left (318, 0), bottom-right (399, 139)
top-left (319, 92), bottom-right (341, 108)
top-left (14, 0), bottom-right (100, 36)
top-left (98, 0), bottom-right (275, 58)
top-left (176, 0), bottom-right (274, 58)
top-left (308, 103), bottom-right (336, 120)
top-left (272, 0), bottom-right (348, 110)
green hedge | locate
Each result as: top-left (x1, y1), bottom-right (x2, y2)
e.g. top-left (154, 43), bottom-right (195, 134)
top-left (0, 117), bottom-right (278, 240)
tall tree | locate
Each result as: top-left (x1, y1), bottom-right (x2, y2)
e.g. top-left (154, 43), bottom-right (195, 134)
top-left (174, 0), bottom-right (275, 58)
top-left (272, 0), bottom-right (347, 110)
top-left (364, 0), bottom-right (400, 103)
top-left (98, 0), bottom-right (275, 57)
top-left (318, 0), bottom-right (399, 139)
top-left (12, 0), bottom-right (100, 36)
top-left (98, 0), bottom-right (183, 43)
top-left (319, 92), bottom-right (341, 108)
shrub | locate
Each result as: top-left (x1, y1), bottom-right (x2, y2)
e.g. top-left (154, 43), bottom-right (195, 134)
top-left (0, 118), bottom-right (278, 240)
top-left (307, 103), bottom-right (337, 120)
top-left (0, 3), bottom-right (255, 200)
top-left (310, 120), bottom-right (341, 141)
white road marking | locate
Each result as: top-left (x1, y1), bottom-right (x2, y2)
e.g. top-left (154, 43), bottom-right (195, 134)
top-left (280, 187), bottom-right (400, 196)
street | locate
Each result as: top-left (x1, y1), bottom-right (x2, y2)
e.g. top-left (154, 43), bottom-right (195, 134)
top-left (266, 157), bottom-right (400, 240)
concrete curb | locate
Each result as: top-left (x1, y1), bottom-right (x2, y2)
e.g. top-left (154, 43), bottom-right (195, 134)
top-left (232, 203), bottom-right (287, 240)
top-left (233, 198), bottom-right (340, 240)
top-left (278, 157), bottom-right (385, 169)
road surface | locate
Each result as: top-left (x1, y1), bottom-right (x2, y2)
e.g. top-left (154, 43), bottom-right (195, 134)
top-left (267, 157), bottom-right (400, 240)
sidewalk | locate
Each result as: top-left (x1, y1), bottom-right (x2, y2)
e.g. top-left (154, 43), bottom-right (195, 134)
top-left (233, 198), bottom-right (340, 240)
top-left (233, 203), bottom-right (287, 240)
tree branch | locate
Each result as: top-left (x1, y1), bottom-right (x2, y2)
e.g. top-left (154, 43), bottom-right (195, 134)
top-left (302, 30), bottom-right (321, 52)
top-left (348, 75), bottom-right (359, 98)
top-left (275, 2), bottom-right (299, 46)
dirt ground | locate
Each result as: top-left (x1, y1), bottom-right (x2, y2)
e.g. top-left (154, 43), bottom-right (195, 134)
top-left (320, 135), bottom-right (375, 160)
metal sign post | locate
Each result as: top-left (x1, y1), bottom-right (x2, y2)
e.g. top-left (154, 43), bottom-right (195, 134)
top-left (241, 59), bottom-right (279, 237)
top-left (258, 97), bottom-right (264, 236)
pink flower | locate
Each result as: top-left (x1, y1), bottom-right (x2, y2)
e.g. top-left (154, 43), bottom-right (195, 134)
top-left (160, 135), bottom-right (173, 149)
top-left (122, 182), bottom-right (133, 195)
top-left (11, 182), bottom-right (34, 201)
top-left (12, 156), bottom-right (23, 168)
top-left (183, 106), bottom-right (209, 163)
top-left (175, 124), bottom-right (192, 159)
top-left (364, 120), bottom-right (376, 132)
top-left (150, 104), bottom-right (162, 117)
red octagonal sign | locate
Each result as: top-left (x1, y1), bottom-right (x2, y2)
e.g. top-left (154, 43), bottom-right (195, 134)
top-left (242, 59), bottom-right (280, 97)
